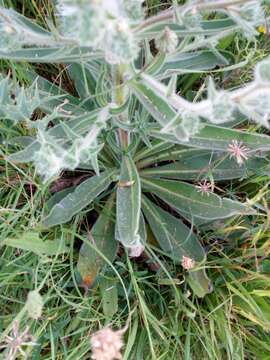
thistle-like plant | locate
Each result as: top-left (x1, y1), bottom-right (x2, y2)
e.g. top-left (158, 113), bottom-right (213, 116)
top-left (1, 0), bottom-right (270, 297)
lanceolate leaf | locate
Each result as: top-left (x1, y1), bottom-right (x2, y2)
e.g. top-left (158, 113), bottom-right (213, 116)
top-left (142, 196), bottom-right (211, 297)
top-left (45, 187), bottom-right (75, 213)
top-left (145, 51), bottom-right (166, 75)
top-left (141, 177), bottom-right (255, 221)
top-left (68, 63), bottom-right (97, 106)
top-left (130, 80), bottom-right (175, 127)
top-left (116, 156), bottom-right (142, 249)
top-left (77, 196), bottom-right (118, 288)
top-left (138, 212), bottom-right (147, 245)
top-left (8, 140), bottom-right (39, 163)
top-left (7, 135), bottom-right (35, 147)
top-left (137, 18), bottom-right (236, 39)
top-left (151, 125), bottom-right (270, 152)
top-left (156, 50), bottom-right (231, 79)
top-left (134, 139), bottom-right (174, 162)
top-left (140, 151), bottom-right (269, 181)
top-left (42, 170), bottom-right (116, 227)
top-left (142, 196), bottom-right (205, 262)
top-left (0, 47), bottom-right (102, 63)
top-left (4, 8), bottom-right (53, 36)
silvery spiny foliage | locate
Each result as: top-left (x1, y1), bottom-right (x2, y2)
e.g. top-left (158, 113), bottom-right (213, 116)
top-left (160, 110), bottom-right (203, 142)
top-left (0, 75), bottom-right (108, 181)
top-left (176, 8), bottom-right (202, 31)
top-left (208, 70), bottom-right (270, 128)
top-left (219, 60), bottom-right (270, 129)
top-left (0, 0), bottom-right (268, 175)
top-left (0, 76), bottom-right (41, 122)
top-left (103, 20), bottom-right (139, 64)
top-left (122, 0), bottom-right (144, 21)
top-left (255, 58), bottom-right (270, 83)
top-left (0, 8), bottom-right (62, 50)
top-left (57, 1), bottom-right (107, 47)
top-left (142, 56), bottom-right (270, 138)
top-left (207, 78), bottom-right (237, 125)
top-left (32, 108), bottom-right (108, 181)
top-left (227, 1), bottom-right (265, 37)
top-left (176, 112), bottom-right (202, 141)
top-left (57, 0), bottom-right (141, 63)
top-left (238, 88), bottom-right (270, 128)
top-left (0, 18), bottom-right (21, 49)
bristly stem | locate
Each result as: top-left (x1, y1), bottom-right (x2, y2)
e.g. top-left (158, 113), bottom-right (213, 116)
top-left (137, 0), bottom-right (249, 31)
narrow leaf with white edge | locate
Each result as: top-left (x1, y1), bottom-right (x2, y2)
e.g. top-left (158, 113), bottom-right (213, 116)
top-left (116, 156), bottom-right (142, 253)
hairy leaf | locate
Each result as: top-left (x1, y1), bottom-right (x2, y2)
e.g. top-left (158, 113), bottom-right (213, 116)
top-left (151, 126), bottom-right (270, 151)
top-left (130, 80), bottom-right (175, 127)
top-left (156, 50), bottom-right (231, 78)
top-left (42, 170), bottom-right (115, 227)
top-left (134, 139), bottom-right (175, 162)
top-left (45, 187), bottom-right (76, 213)
top-left (8, 109), bottom-right (102, 163)
top-left (140, 151), bottom-right (269, 181)
top-left (141, 177), bottom-right (255, 221)
top-left (142, 196), bottom-right (204, 261)
top-left (25, 71), bottom-right (85, 114)
top-left (68, 63), bottom-right (97, 105)
top-left (116, 156), bottom-right (142, 249)
top-left (137, 18), bottom-right (236, 39)
top-left (0, 47), bottom-right (102, 63)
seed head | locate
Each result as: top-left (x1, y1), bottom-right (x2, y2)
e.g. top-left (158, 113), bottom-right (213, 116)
top-left (0, 320), bottom-right (37, 360)
top-left (195, 180), bottom-right (213, 196)
top-left (227, 140), bottom-right (249, 166)
top-left (155, 26), bottom-right (178, 54)
top-left (90, 326), bottom-right (125, 360)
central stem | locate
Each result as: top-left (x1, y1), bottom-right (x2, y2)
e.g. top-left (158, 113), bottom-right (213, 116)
top-left (113, 64), bottom-right (129, 149)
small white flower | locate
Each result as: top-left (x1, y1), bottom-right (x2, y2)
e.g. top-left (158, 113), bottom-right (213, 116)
top-left (227, 140), bottom-right (249, 166)
top-left (195, 180), bottom-right (213, 196)
top-left (181, 256), bottom-right (196, 270)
